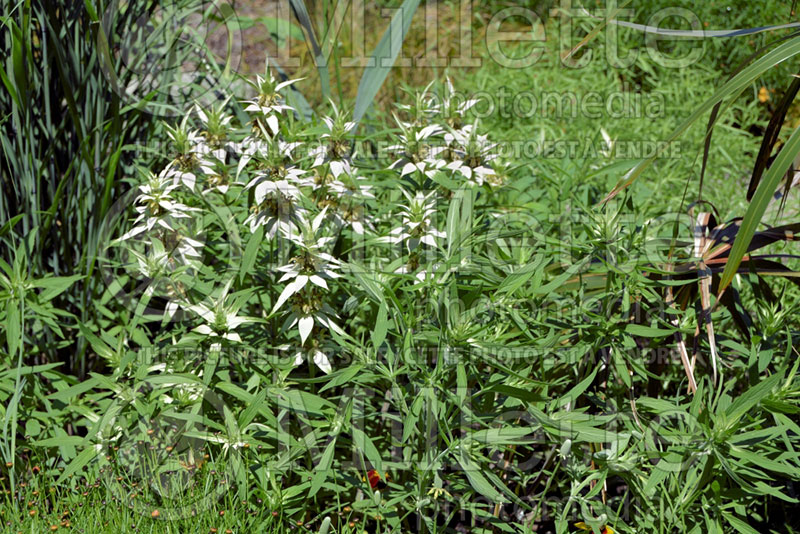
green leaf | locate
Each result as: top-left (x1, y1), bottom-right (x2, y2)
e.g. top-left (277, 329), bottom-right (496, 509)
top-left (724, 371), bottom-right (782, 426)
top-left (487, 384), bottom-right (547, 404)
top-left (0, 363), bottom-right (62, 381)
top-left (636, 397), bottom-right (682, 414)
top-left (238, 388), bottom-right (269, 429)
top-left (371, 301), bottom-right (389, 349)
top-left (613, 347), bottom-right (632, 388)
top-left (0, 62), bottom-right (20, 110)
top-left (353, 0), bottom-right (421, 123)
top-left (55, 446), bottom-right (98, 485)
top-left (10, 20), bottom-right (28, 107)
top-left (761, 397), bottom-right (800, 414)
top-left (555, 366), bottom-right (599, 408)
top-left (457, 363), bottom-right (467, 404)
top-left (83, 0), bottom-right (99, 21)
top-left (497, 256), bottom-right (546, 296)
top-left (145, 374), bottom-right (204, 386)
top-left (0, 214), bottom-right (23, 238)
top-left (240, 225), bottom-right (263, 282)
top-left (625, 324), bottom-right (677, 337)
top-left (34, 436), bottom-right (84, 448)
top-left (469, 427), bottom-right (537, 445)
top-left (319, 364), bottom-right (363, 393)
top-left (402, 395), bottom-right (423, 442)
top-left (319, 516), bottom-right (331, 534)
top-left (25, 418), bottom-right (41, 437)
top-left (532, 258), bottom-right (591, 295)
top-left (347, 263), bottom-right (386, 304)
top-left (722, 512), bottom-right (761, 534)
top-left (458, 450), bottom-right (503, 502)
top-left (6, 300), bottom-right (20, 359)
top-left (729, 447), bottom-right (800, 476)
top-left (352, 426), bottom-right (382, 473)
top-left (76, 324), bottom-right (115, 361)
top-left (47, 377), bottom-right (100, 402)
top-left (309, 439), bottom-right (336, 498)
top-left (445, 188), bottom-right (473, 260)
top-left (275, 389), bottom-right (334, 417)
top-left (34, 274), bottom-right (83, 301)
top-left (643, 465), bottom-right (668, 497)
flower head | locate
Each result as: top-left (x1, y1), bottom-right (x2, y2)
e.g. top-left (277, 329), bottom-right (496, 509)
top-left (274, 209), bottom-right (341, 301)
top-left (238, 136), bottom-right (305, 184)
top-left (386, 190), bottom-right (445, 251)
top-left (243, 61), bottom-right (303, 136)
top-left (194, 97), bottom-right (235, 161)
top-left (327, 173), bottom-right (374, 234)
top-left (164, 114), bottom-right (216, 190)
top-left (311, 102), bottom-right (357, 178)
top-left (244, 178), bottom-right (306, 236)
top-left (394, 80), bottom-right (437, 127)
top-left (187, 280), bottom-right (254, 343)
top-left (431, 77), bottom-right (480, 130)
top-left (117, 168), bottom-right (200, 241)
top-left (388, 115), bottom-right (446, 179)
top-left (443, 121), bottom-right (499, 186)
top-left (271, 208), bottom-right (344, 347)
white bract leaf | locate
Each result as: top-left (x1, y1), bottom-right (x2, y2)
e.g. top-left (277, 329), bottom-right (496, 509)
top-left (298, 315), bottom-right (314, 345)
top-left (313, 350), bottom-right (332, 374)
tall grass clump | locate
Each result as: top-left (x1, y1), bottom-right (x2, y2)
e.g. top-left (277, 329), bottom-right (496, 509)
top-left (0, 0), bottom-right (234, 505)
top-left (2, 2), bottom-right (800, 533)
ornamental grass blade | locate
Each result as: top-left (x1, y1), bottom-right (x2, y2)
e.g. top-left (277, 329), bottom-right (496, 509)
top-left (707, 221), bottom-right (800, 261)
top-left (604, 35), bottom-right (800, 202)
top-left (562, 0), bottom-right (632, 63)
top-left (719, 286), bottom-right (753, 340)
top-left (727, 258), bottom-right (800, 287)
top-left (748, 73), bottom-right (800, 200)
top-left (747, 223), bottom-right (800, 252)
top-left (698, 265), bottom-right (718, 385)
top-left (353, 0), bottom-right (421, 124)
top-left (698, 32), bottom-right (800, 197)
top-left (693, 212), bottom-right (718, 385)
top-left (287, 0), bottom-right (331, 99)
top-left (665, 280), bottom-right (697, 394)
top-left (718, 124), bottom-right (800, 296)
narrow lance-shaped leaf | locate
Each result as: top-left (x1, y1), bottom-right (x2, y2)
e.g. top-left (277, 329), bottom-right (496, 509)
top-left (457, 448), bottom-right (503, 502)
top-left (55, 447), bottom-right (99, 485)
top-left (6, 299), bottom-right (21, 360)
top-left (352, 427), bottom-right (383, 474)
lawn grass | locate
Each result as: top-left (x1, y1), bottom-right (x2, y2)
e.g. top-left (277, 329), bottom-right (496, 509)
top-left (3, 1), bottom-right (800, 533)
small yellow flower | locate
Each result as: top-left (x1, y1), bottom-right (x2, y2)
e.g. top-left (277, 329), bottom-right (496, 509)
top-left (427, 487), bottom-right (451, 499)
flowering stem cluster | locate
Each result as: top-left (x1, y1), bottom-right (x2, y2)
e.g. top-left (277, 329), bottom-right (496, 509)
top-left (118, 65), bottom-right (506, 374)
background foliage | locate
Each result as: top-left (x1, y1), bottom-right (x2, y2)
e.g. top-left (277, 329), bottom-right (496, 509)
top-left (2, 1), bottom-right (800, 533)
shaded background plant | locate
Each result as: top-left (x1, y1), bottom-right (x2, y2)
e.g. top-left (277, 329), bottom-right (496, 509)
top-left (3, 1), bottom-right (800, 533)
